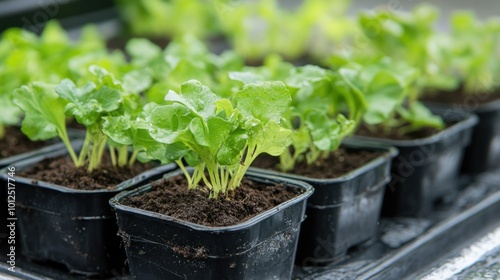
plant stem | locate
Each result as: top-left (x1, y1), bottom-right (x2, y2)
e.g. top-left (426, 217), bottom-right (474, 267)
top-left (306, 136), bottom-right (320, 165)
top-left (118, 145), bottom-right (128, 167)
top-left (176, 160), bottom-right (204, 190)
top-left (96, 135), bottom-right (108, 168)
top-left (229, 142), bottom-right (259, 192)
top-left (0, 125), bottom-right (5, 140)
top-left (87, 133), bottom-right (107, 172)
top-left (204, 162), bottom-right (222, 197)
top-left (58, 127), bottom-right (80, 168)
top-left (192, 164), bottom-right (205, 189)
top-left (128, 150), bottom-right (138, 167)
top-left (77, 132), bottom-right (91, 167)
top-left (176, 160), bottom-right (191, 184)
top-left (279, 149), bottom-right (294, 172)
top-left (109, 145), bottom-right (117, 167)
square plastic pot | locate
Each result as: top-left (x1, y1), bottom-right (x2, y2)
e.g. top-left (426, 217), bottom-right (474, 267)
top-left (109, 169), bottom-right (314, 280)
top-left (1, 142), bottom-right (66, 241)
top-left (249, 140), bottom-right (398, 265)
top-left (352, 108), bottom-right (478, 217)
top-left (1, 129), bottom-right (83, 241)
top-left (0, 146), bottom-right (176, 276)
top-left (425, 99), bottom-right (500, 177)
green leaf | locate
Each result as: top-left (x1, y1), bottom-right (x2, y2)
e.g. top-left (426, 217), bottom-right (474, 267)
top-left (0, 95), bottom-right (22, 127)
top-left (40, 21), bottom-right (70, 50)
top-left (134, 124), bottom-right (195, 165)
top-left (79, 25), bottom-right (105, 51)
top-left (164, 80), bottom-right (218, 119)
top-left (290, 125), bottom-right (310, 157)
top-left (88, 65), bottom-right (121, 88)
top-left (254, 121), bottom-right (292, 156)
top-left (236, 81), bottom-right (291, 123)
top-left (305, 111), bottom-right (355, 151)
top-left (122, 69), bottom-right (152, 93)
top-left (164, 34), bottom-right (212, 60)
top-left (164, 58), bottom-right (214, 92)
top-left (126, 38), bottom-right (162, 65)
top-left (217, 129), bottom-right (247, 165)
top-left (215, 99), bottom-right (235, 116)
top-left (206, 116), bottom-right (240, 165)
top-left (147, 103), bottom-right (198, 144)
top-left (145, 82), bottom-right (171, 104)
top-left (12, 83), bottom-right (67, 141)
top-left (55, 79), bottom-right (122, 126)
top-left (285, 65), bottom-right (329, 88)
top-left (102, 115), bottom-right (134, 145)
top-left (228, 71), bottom-right (266, 84)
top-left (398, 102), bottom-right (444, 129)
top-left (363, 70), bottom-right (405, 125)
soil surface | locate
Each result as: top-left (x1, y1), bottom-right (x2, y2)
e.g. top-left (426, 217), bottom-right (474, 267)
top-left (421, 89), bottom-right (500, 106)
top-left (252, 148), bottom-right (384, 179)
top-left (122, 174), bottom-right (302, 227)
top-left (0, 126), bottom-right (50, 159)
top-left (18, 155), bottom-right (153, 190)
top-left (355, 123), bottom-right (445, 141)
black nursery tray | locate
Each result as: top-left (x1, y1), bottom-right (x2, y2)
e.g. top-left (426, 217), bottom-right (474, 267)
top-left (293, 171), bottom-right (500, 280)
top-left (1, 171), bottom-right (500, 280)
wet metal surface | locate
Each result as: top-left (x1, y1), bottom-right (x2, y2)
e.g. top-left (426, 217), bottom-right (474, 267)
top-left (418, 226), bottom-right (500, 280)
top-left (380, 218), bottom-right (432, 249)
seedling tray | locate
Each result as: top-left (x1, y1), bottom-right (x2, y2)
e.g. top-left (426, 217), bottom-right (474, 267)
top-left (1, 170), bottom-right (500, 280)
top-left (293, 170), bottom-right (500, 279)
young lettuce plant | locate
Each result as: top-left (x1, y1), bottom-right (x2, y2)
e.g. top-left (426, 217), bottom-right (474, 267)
top-left (219, 0), bottom-right (309, 61)
top-left (115, 0), bottom-right (221, 38)
top-left (358, 5), bottom-right (460, 94)
top-left (13, 66), bottom-right (144, 172)
top-left (338, 58), bottom-right (444, 135)
top-left (229, 61), bottom-right (362, 172)
top-left (137, 80), bottom-right (292, 198)
top-left (0, 29), bottom-right (30, 139)
top-left (0, 21), bottom-right (111, 140)
top-left (125, 35), bottom-right (243, 104)
top-left (278, 66), bottom-right (361, 171)
top-left (436, 12), bottom-right (500, 94)
top-left (219, 0), bottom-right (355, 61)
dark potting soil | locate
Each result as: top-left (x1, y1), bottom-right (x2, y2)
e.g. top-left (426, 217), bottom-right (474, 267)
top-left (252, 148), bottom-right (383, 179)
top-left (0, 126), bottom-right (49, 158)
top-left (18, 155), bottom-right (153, 191)
top-left (421, 89), bottom-right (500, 106)
top-left (355, 123), bottom-right (445, 141)
top-left (122, 174), bottom-right (302, 227)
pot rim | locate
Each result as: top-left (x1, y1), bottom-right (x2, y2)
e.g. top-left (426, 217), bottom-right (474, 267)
top-left (110, 169), bottom-right (314, 232)
top-left (0, 127), bottom-right (83, 168)
top-left (0, 140), bottom-right (176, 194)
top-left (249, 139), bottom-right (397, 183)
top-left (351, 107), bottom-right (478, 147)
top-left (424, 96), bottom-right (500, 114)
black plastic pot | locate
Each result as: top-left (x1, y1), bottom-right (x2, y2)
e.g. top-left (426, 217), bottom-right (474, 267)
top-left (0, 147), bottom-right (176, 276)
top-left (0, 141), bottom-right (67, 170)
top-left (250, 140), bottom-right (398, 265)
top-left (353, 108), bottom-right (478, 217)
top-left (110, 169), bottom-right (313, 280)
top-left (1, 132), bottom-right (82, 241)
top-left (424, 99), bottom-right (500, 177)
